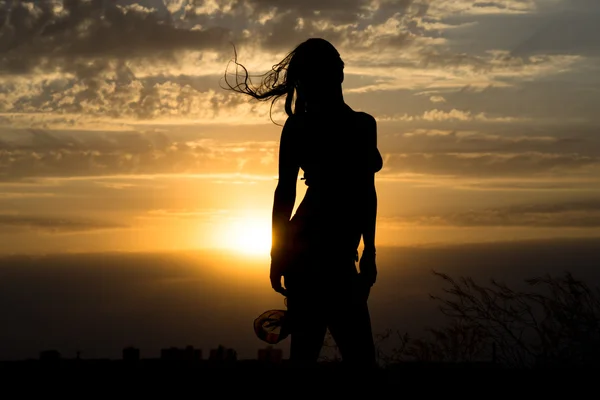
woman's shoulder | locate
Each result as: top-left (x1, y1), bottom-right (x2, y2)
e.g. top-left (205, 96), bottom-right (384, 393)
top-left (280, 114), bottom-right (308, 149)
top-left (346, 110), bottom-right (377, 139)
top-left (352, 110), bottom-right (376, 126)
top-left (281, 114), bottom-right (306, 136)
top-left (341, 106), bottom-right (376, 128)
top-left (283, 113), bottom-right (309, 129)
top-left (284, 109), bottom-right (376, 130)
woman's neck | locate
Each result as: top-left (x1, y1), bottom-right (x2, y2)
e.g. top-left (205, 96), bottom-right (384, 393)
top-left (306, 92), bottom-right (346, 113)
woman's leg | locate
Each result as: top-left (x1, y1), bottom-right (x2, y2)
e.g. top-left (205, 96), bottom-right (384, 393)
top-left (287, 294), bottom-right (328, 366)
top-left (285, 262), bottom-right (328, 366)
top-left (289, 320), bottom-right (327, 365)
top-left (327, 275), bottom-right (377, 367)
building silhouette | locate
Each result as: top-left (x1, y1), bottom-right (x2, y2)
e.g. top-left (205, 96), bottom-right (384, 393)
top-left (257, 346), bottom-right (283, 364)
top-left (209, 345), bottom-right (237, 362)
top-left (122, 346), bottom-right (140, 361)
top-left (160, 346), bottom-right (202, 361)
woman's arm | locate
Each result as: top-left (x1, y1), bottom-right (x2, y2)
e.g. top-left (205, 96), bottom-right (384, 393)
top-left (360, 114), bottom-right (381, 287)
top-left (362, 114), bottom-right (381, 252)
top-left (271, 117), bottom-right (300, 253)
top-left (362, 175), bottom-right (377, 254)
top-left (270, 117), bottom-right (300, 294)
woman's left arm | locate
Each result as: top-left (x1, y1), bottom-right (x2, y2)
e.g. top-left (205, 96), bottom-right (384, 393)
top-left (360, 114), bottom-right (381, 287)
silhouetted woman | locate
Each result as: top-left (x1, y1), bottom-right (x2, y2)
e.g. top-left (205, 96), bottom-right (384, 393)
top-left (225, 38), bottom-right (383, 367)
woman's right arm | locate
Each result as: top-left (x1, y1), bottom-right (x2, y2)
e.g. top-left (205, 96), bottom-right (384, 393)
top-left (270, 116), bottom-right (300, 294)
top-left (271, 117), bottom-right (300, 253)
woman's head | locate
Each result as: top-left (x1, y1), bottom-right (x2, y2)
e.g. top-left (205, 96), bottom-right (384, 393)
top-left (224, 38), bottom-right (345, 121)
top-left (287, 38), bottom-right (344, 97)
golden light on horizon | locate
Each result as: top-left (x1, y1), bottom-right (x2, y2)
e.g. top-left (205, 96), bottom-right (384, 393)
top-left (217, 215), bottom-right (272, 256)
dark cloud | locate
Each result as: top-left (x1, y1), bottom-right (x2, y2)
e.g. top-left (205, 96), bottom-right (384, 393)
top-left (1, 0), bottom-right (590, 122)
top-left (1, 76), bottom-right (252, 121)
top-left (1, 125), bottom-right (598, 181)
top-left (436, 0), bottom-right (600, 58)
top-left (0, 0), bottom-right (232, 76)
top-left (142, 208), bottom-right (227, 220)
top-left (386, 199), bottom-right (600, 228)
top-left (185, 0), bottom-right (416, 26)
top-left (377, 124), bottom-right (600, 179)
top-left (0, 0), bottom-right (419, 121)
top-left (0, 0), bottom-right (418, 78)
top-left (245, 0), bottom-right (419, 52)
top-left (455, 181), bottom-right (600, 191)
top-left (383, 151), bottom-right (600, 178)
top-left (381, 129), bottom-right (593, 155)
top-left (409, 81), bottom-right (600, 124)
top-left (236, 0), bottom-right (560, 75)
top-left (510, 0), bottom-right (600, 57)
top-left (0, 213), bottom-right (126, 232)
top-left (0, 128), bottom-right (277, 181)
top-left (0, 1), bottom-right (244, 121)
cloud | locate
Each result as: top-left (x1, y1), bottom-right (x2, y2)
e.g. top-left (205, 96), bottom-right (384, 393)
top-left (430, 0), bottom-right (600, 59)
top-left (184, 0), bottom-right (418, 28)
top-left (346, 51), bottom-right (583, 93)
top-left (2, 122), bottom-right (598, 182)
top-left (382, 151), bottom-right (600, 178)
top-left (0, 191), bottom-right (56, 199)
top-left (0, 0), bottom-right (424, 83)
top-left (0, 0), bottom-right (593, 128)
top-left (0, 0), bottom-right (232, 76)
top-left (0, 80), bottom-right (285, 125)
top-left (383, 128), bottom-right (586, 154)
top-left (0, 0), bottom-right (595, 131)
top-left (426, 0), bottom-right (538, 18)
top-left (509, 0), bottom-right (600, 57)
top-left (453, 179), bottom-right (600, 191)
top-left (0, 128), bottom-right (278, 181)
top-left (383, 199), bottom-right (600, 228)
top-left (141, 208), bottom-right (229, 220)
top-left (372, 124), bottom-right (600, 186)
top-left (0, 213), bottom-right (126, 233)
top-left (378, 108), bottom-right (530, 122)
top-left (0, 1), bottom-right (245, 125)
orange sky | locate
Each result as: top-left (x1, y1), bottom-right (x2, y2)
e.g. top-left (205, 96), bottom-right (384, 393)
top-left (1, 0), bottom-right (600, 255)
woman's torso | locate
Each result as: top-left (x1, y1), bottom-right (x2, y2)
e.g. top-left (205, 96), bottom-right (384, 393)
top-left (288, 105), bottom-right (382, 259)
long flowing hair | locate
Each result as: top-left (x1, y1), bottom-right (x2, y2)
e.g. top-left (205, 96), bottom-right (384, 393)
top-left (223, 38), bottom-right (344, 124)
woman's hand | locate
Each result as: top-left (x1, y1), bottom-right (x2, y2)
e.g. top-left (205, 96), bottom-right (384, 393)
top-left (270, 255), bottom-right (288, 296)
top-left (359, 250), bottom-right (377, 287)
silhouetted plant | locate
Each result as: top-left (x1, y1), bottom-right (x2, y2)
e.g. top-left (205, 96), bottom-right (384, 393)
top-left (375, 271), bottom-right (600, 369)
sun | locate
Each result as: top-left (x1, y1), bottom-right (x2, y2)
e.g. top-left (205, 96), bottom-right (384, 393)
top-left (221, 216), bottom-right (272, 256)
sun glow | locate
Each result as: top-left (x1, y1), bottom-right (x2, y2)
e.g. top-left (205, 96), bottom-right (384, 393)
top-left (219, 215), bottom-right (272, 256)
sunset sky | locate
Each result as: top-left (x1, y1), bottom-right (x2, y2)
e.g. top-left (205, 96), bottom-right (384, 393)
top-left (1, 0), bottom-right (599, 255)
top-left (0, 0), bottom-right (599, 360)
